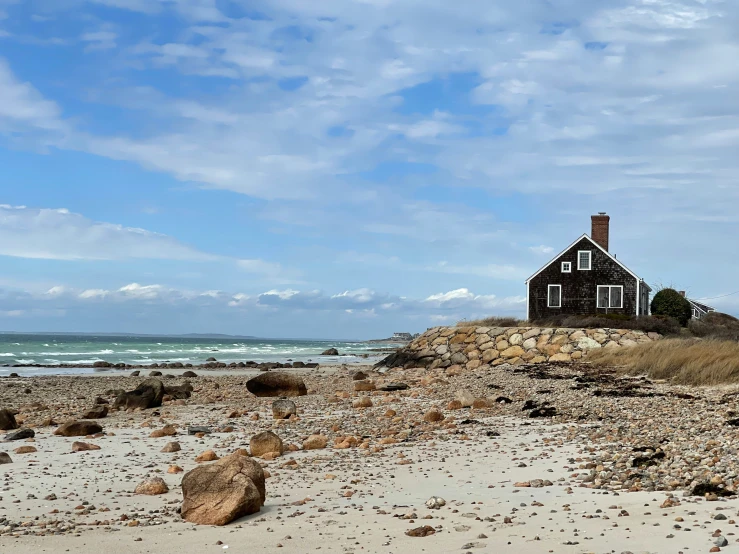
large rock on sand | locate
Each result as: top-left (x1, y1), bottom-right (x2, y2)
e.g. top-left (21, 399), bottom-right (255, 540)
top-left (250, 431), bottom-right (284, 457)
top-left (80, 405), bottom-right (108, 419)
top-left (0, 409), bottom-right (18, 431)
top-left (113, 378), bottom-right (164, 410)
top-left (246, 372), bottom-right (307, 397)
top-left (272, 399), bottom-right (296, 420)
top-left (54, 420), bottom-right (103, 437)
top-left (5, 428), bottom-right (34, 440)
top-left (135, 477), bottom-right (169, 495)
top-left (302, 434), bottom-right (328, 450)
top-left (0, 452), bottom-right (11, 464)
top-left (181, 453), bottom-right (266, 525)
top-left (164, 382), bottom-right (193, 400)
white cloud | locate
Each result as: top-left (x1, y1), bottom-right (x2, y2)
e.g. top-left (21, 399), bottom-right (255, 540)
top-left (45, 286), bottom-right (67, 296)
top-left (424, 287), bottom-right (525, 311)
top-left (118, 283), bottom-right (164, 299)
top-left (0, 204), bottom-right (212, 261)
top-left (81, 30), bottom-right (117, 51)
top-left (78, 288), bottom-right (108, 299)
top-left (529, 245), bottom-right (554, 255)
top-left (3, 282), bottom-right (526, 318)
top-left (0, 57), bottom-right (65, 132)
top-left (0, 205), bottom-right (294, 282)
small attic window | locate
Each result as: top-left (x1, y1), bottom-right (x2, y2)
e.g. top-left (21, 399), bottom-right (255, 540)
top-left (561, 261), bottom-right (571, 273)
top-left (578, 250), bottom-right (592, 270)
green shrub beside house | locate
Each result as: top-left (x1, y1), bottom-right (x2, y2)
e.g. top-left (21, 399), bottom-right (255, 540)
top-left (650, 288), bottom-right (693, 326)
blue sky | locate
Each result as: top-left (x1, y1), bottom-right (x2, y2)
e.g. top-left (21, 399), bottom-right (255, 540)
top-left (1, 0), bottom-right (738, 338)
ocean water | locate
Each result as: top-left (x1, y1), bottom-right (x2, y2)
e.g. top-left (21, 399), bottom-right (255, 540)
top-left (0, 333), bottom-right (398, 375)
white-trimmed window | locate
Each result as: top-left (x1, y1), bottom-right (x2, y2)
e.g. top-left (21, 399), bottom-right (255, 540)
top-left (578, 250), bottom-right (592, 270)
top-left (561, 261), bottom-right (572, 273)
top-left (597, 285), bottom-right (623, 309)
top-left (547, 285), bottom-right (562, 308)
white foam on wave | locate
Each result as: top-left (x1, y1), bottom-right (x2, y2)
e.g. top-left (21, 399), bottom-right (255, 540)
top-left (27, 349), bottom-right (119, 356)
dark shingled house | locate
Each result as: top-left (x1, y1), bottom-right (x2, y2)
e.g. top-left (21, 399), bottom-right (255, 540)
top-left (525, 213), bottom-right (651, 320)
top-left (679, 291), bottom-right (715, 320)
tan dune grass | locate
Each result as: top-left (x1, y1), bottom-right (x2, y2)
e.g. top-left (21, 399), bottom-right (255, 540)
top-left (456, 316), bottom-right (523, 328)
top-left (587, 338), bottom-right (739, 385)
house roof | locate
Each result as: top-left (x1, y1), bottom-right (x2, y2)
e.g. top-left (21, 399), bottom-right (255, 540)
top-left (688, 299), bottom-right (715, 314)
top-left (525, 233), bottom-right (650, 287)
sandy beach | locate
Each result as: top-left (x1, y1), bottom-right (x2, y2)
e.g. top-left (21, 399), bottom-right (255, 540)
top-left (2, 362), bottom-right (739, 553)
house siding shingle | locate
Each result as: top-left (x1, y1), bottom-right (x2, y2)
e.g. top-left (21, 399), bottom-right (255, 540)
top-left (528, 237), bottom-right (637, 319)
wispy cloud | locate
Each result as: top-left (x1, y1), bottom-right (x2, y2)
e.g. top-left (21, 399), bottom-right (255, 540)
top-left (0, 204), bottom-right (213, 261)
top-left (0, 205), bottom-right (294, 280)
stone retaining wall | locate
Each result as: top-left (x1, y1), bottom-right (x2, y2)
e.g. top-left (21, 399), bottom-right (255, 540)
top-left (378, 325), bottom-right (662, 370)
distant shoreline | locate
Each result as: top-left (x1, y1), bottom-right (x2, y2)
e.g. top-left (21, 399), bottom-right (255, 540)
top-left (0, 331), bottom-right (409, 343)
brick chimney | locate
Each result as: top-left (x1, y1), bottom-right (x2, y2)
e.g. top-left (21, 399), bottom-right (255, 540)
top-left (679, 291), bottom-right (686, 297)
top-left (591, 212), bottom-right (610, 252)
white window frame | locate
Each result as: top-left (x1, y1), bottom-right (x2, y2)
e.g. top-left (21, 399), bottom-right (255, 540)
top-left (547, 284), bottom-right (562, 308)
top-left (561, 261), bottom-right (572, 273)
top-left (577, 250), bottom-right (592, 271)
top-left (597, 285), bottom-right (624, 309)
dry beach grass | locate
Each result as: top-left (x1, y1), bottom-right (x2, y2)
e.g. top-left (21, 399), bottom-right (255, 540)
top-left (456, 316), bottom-right (524, 328)
top-left (587, 337), bottom-right (739, 385)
